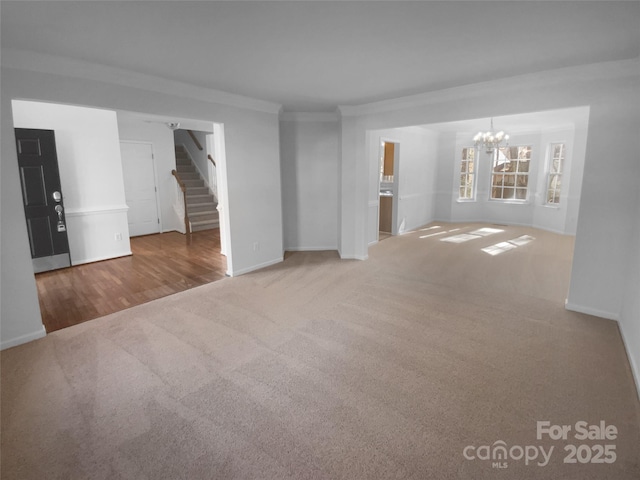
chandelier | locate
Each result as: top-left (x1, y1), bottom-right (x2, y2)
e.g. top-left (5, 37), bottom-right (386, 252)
top-left (473, 118), bottom-right (509, 154)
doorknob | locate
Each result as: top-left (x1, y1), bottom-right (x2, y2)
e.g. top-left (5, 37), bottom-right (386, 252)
top-left (54, 205), bottom-right (67, 232)
top-left (52, 191), bottom-right (62, 202)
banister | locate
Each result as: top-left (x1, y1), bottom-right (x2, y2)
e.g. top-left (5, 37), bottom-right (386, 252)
top-left (171, 169), bottom-right (191, 235)
top-left (187, 130), bottom-right (203, 151)
top-left (207, 154), bottom-right (216, 167)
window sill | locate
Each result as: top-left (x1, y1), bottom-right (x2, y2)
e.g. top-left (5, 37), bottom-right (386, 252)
top-left (488, 199), bottom-right (530, 205)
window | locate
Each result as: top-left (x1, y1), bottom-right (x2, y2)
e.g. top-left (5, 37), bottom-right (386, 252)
top-left (546, 143), bottom-right (565, 204)
top-left (459, 147), bottom-right (476, 200)
top-left (490, 145), bottom-right (532, 201)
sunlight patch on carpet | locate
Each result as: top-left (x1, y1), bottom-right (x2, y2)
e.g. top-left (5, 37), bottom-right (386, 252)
top-left (470, 227), bottom-right (504, 236)
top-left (482, 241), bottom-right (517, 256)
top-left (441, 234), bottom-right (482, 243)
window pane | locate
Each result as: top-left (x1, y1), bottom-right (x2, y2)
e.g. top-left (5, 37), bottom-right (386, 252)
top-left (492, 174), bottom-right (504, 187)
top-left (504, 174), bottom-right (515, 186)
top-left (519, 146), bottom-right (532, 159)
top-left (516, 188), bottom-right (527, 200)
top-left (517, 175), bottom-right (528, 187)
top-left (517, 159), bottom-right (530, 173)
top-left (554, 176), bottom-right (562, 191)
top-left (546, 144), bottom-right (565, 204)
top-left (503, 187), bottom-right (515, 199)
top-left (554, 144), bottom-right (564, 158)
top-left (459, 148), bottom-right (476, 200)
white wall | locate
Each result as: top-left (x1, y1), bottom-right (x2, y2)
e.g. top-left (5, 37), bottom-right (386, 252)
top-left (0, 92), bottom-right (46, 348)
top-left (280, 114), bottom-right (339, 251)
top-left (117, 112), bottom-right (183, 233)
top-left (12, 100), bottom-right (132, 265)
top-left (1, 52), bottom-right (283, 348)
top-left (620, 182), bottom-right (640, 398)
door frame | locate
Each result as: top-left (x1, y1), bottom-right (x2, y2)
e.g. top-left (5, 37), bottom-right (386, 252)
top-left (377, 137), bottom-right (401, 238)
top-left (119, 140), bottom-right (162, 236)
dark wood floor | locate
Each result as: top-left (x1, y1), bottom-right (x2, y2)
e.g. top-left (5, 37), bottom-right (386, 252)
top-left (35, 229), bottom-right (227, 333)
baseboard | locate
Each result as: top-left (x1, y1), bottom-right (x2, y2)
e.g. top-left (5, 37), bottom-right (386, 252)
top-left (72, 251), bottom-right (132, 266)
top-left (564, 301), bottom-right (620, 321)
top-left (229, 256), bottom-right (283, 276)
top-left (1, 325), bottom-right (46, 351)
top-left (285, 246), bottom-right (338, 252)
top-left (617, 321), bottom-right (640, 402)
top-left (339, 253), bottom-right (368, 261)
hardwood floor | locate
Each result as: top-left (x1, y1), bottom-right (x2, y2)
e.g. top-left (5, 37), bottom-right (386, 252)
top-left (35, 230), bottom-right (226, 333)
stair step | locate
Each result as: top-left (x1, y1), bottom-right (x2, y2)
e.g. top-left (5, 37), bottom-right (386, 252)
top-left (176, 165), bottom-right (195, 173)
top-left (187, 202), bottom-right (217, 211)
top-left (186, 186), bottom-right (209, 196)
top-left (183, 179), bottom-right (205, 188)
top-left (186, 194), bottom-right (215, 204)
top-left (179, 172), bottom-right (200, 180)
top-left (191, 220), bottom-right (220, 232)
top-left (190, 211), bottom-right (218, 222)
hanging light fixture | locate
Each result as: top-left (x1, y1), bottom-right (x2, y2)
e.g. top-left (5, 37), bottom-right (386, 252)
top-left (473, 118), bottom-right (509, 154)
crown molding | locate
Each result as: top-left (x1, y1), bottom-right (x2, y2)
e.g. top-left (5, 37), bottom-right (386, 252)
top-left (1, 48), bottom-right (282, 115)
top-left (338, 56), bottom-right (640, 117)
top-left (280, 111), bottom-right (340, 122)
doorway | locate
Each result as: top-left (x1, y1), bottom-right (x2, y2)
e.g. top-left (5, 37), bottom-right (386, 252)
top-left (378, 139), bottom-right (399, 239)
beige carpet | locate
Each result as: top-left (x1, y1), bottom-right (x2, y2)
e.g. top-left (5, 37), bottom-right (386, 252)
top-left (2, 222), bottom-right (639, 479)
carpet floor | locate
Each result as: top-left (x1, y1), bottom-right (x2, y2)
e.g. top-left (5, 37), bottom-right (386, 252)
top-left (2, 222), bottom-right (639, 479)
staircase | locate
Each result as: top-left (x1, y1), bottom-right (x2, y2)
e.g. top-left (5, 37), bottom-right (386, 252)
top-left (174, 146), bottom-right (219, 232)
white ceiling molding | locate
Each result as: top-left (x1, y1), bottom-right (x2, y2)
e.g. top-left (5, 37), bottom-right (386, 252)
top-left (338, 56), bottom-right (640, 117)
top-left (1, 48), bottom-right (283, 115)
top-left (280, 111), bottom-right (340, 123)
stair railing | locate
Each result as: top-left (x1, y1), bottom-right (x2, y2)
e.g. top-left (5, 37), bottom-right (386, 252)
top-left (171, 169), bottom-right (191, 235)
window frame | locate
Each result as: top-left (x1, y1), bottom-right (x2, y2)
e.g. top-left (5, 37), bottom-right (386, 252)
top-left (458, 146), bottom-right (477, 202)
top-left (489, 145), bottom-right (533, 203)
top-left (545, 142), bottom-right (565, 206)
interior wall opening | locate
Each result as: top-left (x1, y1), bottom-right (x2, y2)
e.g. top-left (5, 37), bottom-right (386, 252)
top-left (365, 106), bottom-right (590, 305)
top-left (10, 99), bottom-right (231, 332)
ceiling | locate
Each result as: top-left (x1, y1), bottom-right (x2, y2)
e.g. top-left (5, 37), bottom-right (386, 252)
top-left (2, 1), bottom-right (639, 112)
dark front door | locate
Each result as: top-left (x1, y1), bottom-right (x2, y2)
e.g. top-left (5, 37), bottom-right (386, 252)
top-left (15, 128), bottom-right (71, 273)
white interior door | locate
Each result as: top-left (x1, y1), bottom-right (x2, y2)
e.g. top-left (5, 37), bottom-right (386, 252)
top-left (120, 141), bottom-right (160, 237)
